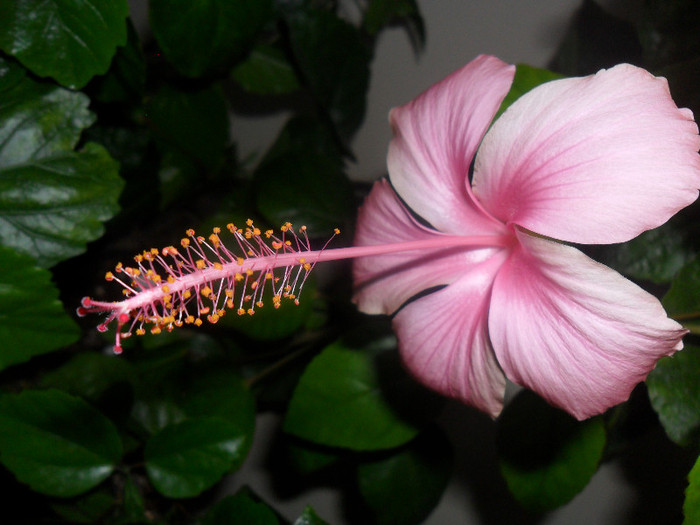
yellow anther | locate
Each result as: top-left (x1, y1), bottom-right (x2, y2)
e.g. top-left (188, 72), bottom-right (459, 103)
top-left (265, 229), bottom-right (273, 238)
top-left (151, 326), bottom-right (162, 335)
top-left (237, 308), bottom-right (246, 316)
top-left (213, 262), bottom-right (223, 270)
top-left (136, 328), bottom-right (146, 336)
top-left (183, 290), bottom-right (192, 299)
top-left (201, 286), bottom-right (212, 297)
top-left (186, 229), bottom-right (195, 237)
top-left (237, 257), bottom-right (244, 265)
top-left (208, 314), bottom-right (219, 324)
top-left (196, 259), bottom-right (206, 269)
top-left (213, 227), bottom-right (221, 234)
top-left (162, 285), bottom-right (170, 293)
top-left (246, 218), bottom-right (254, 227)
top-left (334, 228), bottom-right (341, 235)
top-left (181, 238), bottom-right (190, 247)
top-left (200, 307), bottom-right (210, 315)
top-left (194, 318), bottom-right (203, 326)
top-left (105, 272), bottom-right (114, 281)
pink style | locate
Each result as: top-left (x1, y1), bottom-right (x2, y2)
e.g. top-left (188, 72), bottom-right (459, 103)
top-left (80, 55), bottom-right (700, 421)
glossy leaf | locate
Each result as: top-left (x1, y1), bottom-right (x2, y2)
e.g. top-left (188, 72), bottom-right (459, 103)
top-left (0, 57), bottom-right (95, 163)
top-left (648, 344), bottom-right (700, 446)
top-left (357, 429), bottom-right (452, 525)
top-left (0, 142), bottom-right (123, 267)
top-left (150, 0), bottom-right (273, 77)
top-left (685, 455), bottom-right (700, 525)
top-left (232, 44), bottom-right (301, 95)
top-left (0, 0), bottom-right (129, 89)
top-left (0, 389), bottom-right (122, 497)
top-left (0, 246), bottom-right (79, 371)
top-left (50, 488), bottom-right (115, 523)
top-left (497, 390), bottom-right (606, 513)
top-left (284, 343), bottom-right (420, 450)
top-left (201, 489), bottom-right (280, 525)
top-left (145, 417), bottom-right (252, 498)
top-left (0, 59), bottom-right (123, 266)
top-left (286, 9), bottom-right (371, 141)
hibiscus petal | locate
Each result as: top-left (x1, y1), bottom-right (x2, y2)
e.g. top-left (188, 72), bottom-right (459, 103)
top-left (489, 231), bottom-right (686, 420)
top-left (392, 254), bottom-right (509, 417)
top-left (473, 64), bottom-right (700, 244)
top-left (388, 54), bottom-right (515, 234)
top-left (353, 179), bottom-right (501, 315)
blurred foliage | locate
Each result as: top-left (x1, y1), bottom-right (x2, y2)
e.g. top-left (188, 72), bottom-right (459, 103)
top-left (0, 0), bottom-right (699, 523)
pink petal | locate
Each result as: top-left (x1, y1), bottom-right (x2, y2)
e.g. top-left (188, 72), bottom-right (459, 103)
top-left (392, 253), bottom-right (510, 417)
top-left (473, 64), bottom-right (700, 244)
top-left (388, 55), bottom-right (515, 235)
top-left (489, 230), bottom-right (686, 420)
top-left (353, 179), bottom-right (501, 315)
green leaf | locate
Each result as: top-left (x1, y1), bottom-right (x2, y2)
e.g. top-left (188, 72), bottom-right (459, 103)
top-left (647, 344), bottom-right (700, 445)
top-left (50, 488), bottom-right (115, 523)
top-left (0, 59), bottom-right (123, 266)
top-left (150, 0), bottom-right (273, 77)
top-left (495, 64), bottom-right (563, 120)
top-left (0, 245), bottom-right (79, 370)
top-left (221, 276), bottom-right (316, 340)
top-left (604, 217), bottom-right (700, 284)
top-left (0, 0), bottom-right (129, 89)
top-left (0, 389), bottom-right (122, 497)
top-left (685, 455), bottom-right (700, 525)
top-left (286, 9), bottom-right (371, 141)
top-left (497, 390), bottom-right (606, 513)
top-left (145, 417), bottom-right (252, 498)
top-left (284, 343), bottom-right (421, 450)
top-left (294, 506), bottom-right (331, 525)
top-left (663, 256), bottom-right (700, 319)
top-left (0, 142), bottom-right (123, 267)
top-left (232, 44), bottom-right (301, 95)
top-left (91, 21), bottom-right (146, 104)
top-left (357, 429), bottom-right (452, 525)
top-left (0, 57), bottom-right (95, 162)
top-left (363, 0), bottom-right (425, 54)
top-left (201, 488), bottom-right (280, 525)
top-left (40, 352), bottom-right (135, 403)
top-left (147, 84), bottom-right (229, 173)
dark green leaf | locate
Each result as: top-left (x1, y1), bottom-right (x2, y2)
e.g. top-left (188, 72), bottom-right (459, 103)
top-left (284, 439), bottom-right (339, 476)
top-left (286, 9), bottom-right (371, 141)
top-left (685, 455), bottom-right (700, 525)
top-left (147, 84), bottom-right (229, 173)
top-left (357, 429), bottom-right (452, 525)
top-left (0, 0), bottom-right (129, 89)
top-left (0, 389), bottom-right (122, 497)
top-left (91, 21), bottom-right (146, 103)
top-left (604, 219), bottom-right (700, 284)
top-left (495, 64), bottom-right (563, 120)
top-left (150, 0), bottom-right (273, 77)
top-left (497, 390), bottom-right (606, 513)
top-left (40, 352), bottom-right (134, 403)
top-left (201, 488), bottom-right (280, 525)
top-left (294, 506), bottom-right (331, 525)
top-left (647, 344), bottom-right (700, 445)
top-left (664, 256), bottom-right (700, 321)
top-left (0, 142), bottom-right (123, 267)
top-left (221, 276), bottom-right (316, 340)
top-left (145, 417), bottom-right (252, 498)
top-left (50, 488), bottom-right (115, 523)
top-left (116, 475), bottom-right (148, 524)
top-left (363, 0), bottom-right (425, 54)
top-left (0, 57), bottom-right (95, 162)
top-left (284, 343), bottom-right (420, 450)
top-left (0, 246), bottom-right (79, 370)
top-left (255, 150), bottom-right (353, 233)
top-left (179, 367), bottom-right (256, 430)
top-left (232, 44), bottom-right (301, 95)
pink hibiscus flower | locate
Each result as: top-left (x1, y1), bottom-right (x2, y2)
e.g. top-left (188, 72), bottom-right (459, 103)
top-left (352, 54), bottom-right (700, 420)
